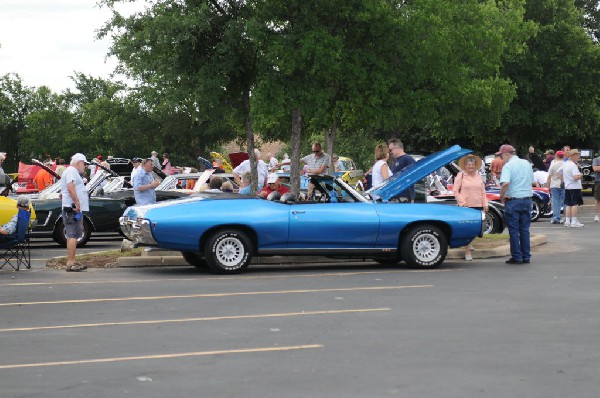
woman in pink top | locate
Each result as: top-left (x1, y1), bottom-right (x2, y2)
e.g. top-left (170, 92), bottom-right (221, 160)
top-left (454, 155), bottom-right (488, 261)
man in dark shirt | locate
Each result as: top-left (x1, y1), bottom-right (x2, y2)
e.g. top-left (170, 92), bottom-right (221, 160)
top-left (527, 146), bottom-right (546, 171)
top-left (387, 138), bottom-right (416, 202)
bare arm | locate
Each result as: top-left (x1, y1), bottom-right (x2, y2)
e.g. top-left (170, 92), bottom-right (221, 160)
top-left (381, 164), bottom-right (390, 180)
top-left (499, 182), bottom-right (510, 203)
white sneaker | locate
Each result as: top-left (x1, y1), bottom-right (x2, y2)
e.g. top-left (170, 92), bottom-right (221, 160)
top-left (570, 221), bottom-right (584, 228)
top-left (564, 221), bottom-right (570, 228)
top-left (594, 215), bottom-right (599, 222)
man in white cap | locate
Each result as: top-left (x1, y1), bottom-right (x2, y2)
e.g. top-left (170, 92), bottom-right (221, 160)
top-left (61, 153), bottom-right (90, 272)
top-left (258, 173), bottom-right (289, 199)
top-left (497, 144), bottom-right (534, 265)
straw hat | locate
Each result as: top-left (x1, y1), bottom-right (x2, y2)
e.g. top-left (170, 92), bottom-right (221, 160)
top-left (458, 154), bottom-right (483, 172)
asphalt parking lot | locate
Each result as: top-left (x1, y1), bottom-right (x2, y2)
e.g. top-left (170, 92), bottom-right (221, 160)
top-left (1, 203), bottom-right (599, 397)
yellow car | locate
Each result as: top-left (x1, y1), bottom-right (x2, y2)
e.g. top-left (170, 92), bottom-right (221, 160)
top-left (209, 152), bottom-right (234, 173)
top-left (0, 196), bottom-right (36, 227)
top-left (336, 157), bottom-right (365, 191)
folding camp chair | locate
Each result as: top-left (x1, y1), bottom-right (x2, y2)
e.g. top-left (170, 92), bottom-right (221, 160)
top-left (0, 209), bottom-right (32, 271)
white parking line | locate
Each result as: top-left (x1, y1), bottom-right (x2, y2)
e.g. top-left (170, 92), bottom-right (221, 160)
top-left (0, 345), bottom-right (324, 369)
top-left (0, 307), bottom-right (391, 332)
top-left (0, 285), bottom-right (432, 307)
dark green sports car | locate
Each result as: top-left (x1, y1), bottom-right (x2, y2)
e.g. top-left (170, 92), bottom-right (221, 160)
top-left (30, 169), bottom-right (128, 247)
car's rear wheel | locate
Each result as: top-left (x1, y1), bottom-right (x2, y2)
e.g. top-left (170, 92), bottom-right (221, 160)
top-left (483, 210), bottom-right (502, 234)
top-left (52, 218), bottom-right (92, 248)
top-left (531, 198), bottom-right (542, 222)
top-left (204, 230), bottom-right (252, 274)
top-left (401, 224), bottom-right (447, 268)
top-left (181, 251), bottom-right (208, 269)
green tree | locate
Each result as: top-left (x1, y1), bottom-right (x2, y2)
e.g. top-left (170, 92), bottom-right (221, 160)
top-left (501, 0), bottom-right (600, 149)
top-left (99, 0), bottom-right (261, 190)
top-left (575, 0), bottom-right (600, 41)
top-left (20, 86), bottom-right (78, 161)
top-left (0, 74), bottom-right (32, 172)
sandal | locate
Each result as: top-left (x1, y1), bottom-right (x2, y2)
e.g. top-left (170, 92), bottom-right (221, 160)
top-left (66, 264), bottom-right (86, 272)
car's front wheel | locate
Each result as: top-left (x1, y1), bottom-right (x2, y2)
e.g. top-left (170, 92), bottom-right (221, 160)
top-left (181, 251), bottom-right (208, 269)
top-left (401, 224), bottom-right (447, 268)
top-left (204, 230), bottom-right (253, 274)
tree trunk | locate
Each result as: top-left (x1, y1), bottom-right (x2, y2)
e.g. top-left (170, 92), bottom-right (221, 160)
top-left (243, 90), bottom-right (257, 194)
top-left (290, 108), bottom-right (302, 197)
top-left (325, 119), bottom-right (337, 172)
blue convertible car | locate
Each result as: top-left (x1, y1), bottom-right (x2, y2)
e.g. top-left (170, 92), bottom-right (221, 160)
top-left (120, 146), bottom-right (485, 273)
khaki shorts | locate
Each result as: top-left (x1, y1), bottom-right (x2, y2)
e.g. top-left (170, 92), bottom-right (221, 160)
top-left (62, 209), bottom-right (84, 239)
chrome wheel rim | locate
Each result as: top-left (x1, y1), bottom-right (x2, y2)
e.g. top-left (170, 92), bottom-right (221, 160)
top-left (216, 237), bottom-right (245, 267)
top-left (483, 213), bottom-right (494, 234)
top-left (531, 202), bottom-right (540, 220)
top-left (413, 233), bottom-right (440, 262)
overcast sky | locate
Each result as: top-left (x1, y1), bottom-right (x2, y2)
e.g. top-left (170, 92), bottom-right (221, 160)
top-left (0, 0), bottom-right (140, 92)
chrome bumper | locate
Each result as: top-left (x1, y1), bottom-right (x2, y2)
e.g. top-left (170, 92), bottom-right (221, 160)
top-left (119, 216), bottom-right (157, 245)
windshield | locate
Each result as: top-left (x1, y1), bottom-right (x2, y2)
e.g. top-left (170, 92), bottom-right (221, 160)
top-left (157, 175), bottom-right (183, 191)
top-left (311, 177), bottom-right (368, 203)
top-left (37, 182), bottom-right (62, 199)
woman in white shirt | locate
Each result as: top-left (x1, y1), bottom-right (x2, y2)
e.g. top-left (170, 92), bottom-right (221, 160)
top-left (371, 143), bottom-right (393, 188)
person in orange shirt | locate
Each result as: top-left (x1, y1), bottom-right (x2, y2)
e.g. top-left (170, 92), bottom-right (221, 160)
top-left (490, 153), bottom-right (505, 181)
top-left (33, 165), bottom-right (54, 191)
top-left (454, 155), bottom-right (489, 261)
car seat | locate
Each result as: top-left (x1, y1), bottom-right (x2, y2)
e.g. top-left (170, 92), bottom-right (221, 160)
top-left (267, 191), bottom-right (281, 201)
top-left (280, 193), bottom-right (296, 204)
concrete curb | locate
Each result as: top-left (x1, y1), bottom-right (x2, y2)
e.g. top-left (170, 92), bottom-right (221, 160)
top-left (117, 235), bottom-right (547, 268)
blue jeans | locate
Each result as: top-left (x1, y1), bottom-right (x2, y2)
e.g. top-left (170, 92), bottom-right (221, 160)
top-left (550, 188), bottom-right (564, 222)
top-left (504, 199), bottom-right (532, 262)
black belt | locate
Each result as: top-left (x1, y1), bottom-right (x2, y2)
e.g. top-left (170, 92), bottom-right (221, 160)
top-left (507, 197), bottom-right (531, 200)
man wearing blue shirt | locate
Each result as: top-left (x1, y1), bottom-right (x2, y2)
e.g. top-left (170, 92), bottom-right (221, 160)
top-left (133, 159), bottom-right (159, 205)
top-left (388, 139), bottom-right (416, 202)
top-left (498, 144), bottom-right (534, 264)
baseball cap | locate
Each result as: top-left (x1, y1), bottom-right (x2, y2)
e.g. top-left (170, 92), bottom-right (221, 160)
top-left (97, 155), bottom-right (102, 160)
top-left (495, 144), bottom-right (516, 156)
top-left (71, 153), bottom-right (88, 163)
top-left (555, 150), bottom-right (565, 158)
top-left (267, 173), bottom-right (279, 184)
top-left (132, 157), bottom-right (143, 163)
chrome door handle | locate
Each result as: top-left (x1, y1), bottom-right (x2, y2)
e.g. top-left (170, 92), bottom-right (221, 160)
top-left (292, 211), bottom-right (305, 215)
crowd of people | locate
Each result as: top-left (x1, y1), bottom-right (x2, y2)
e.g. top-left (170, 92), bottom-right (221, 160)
top-left (3, 140), bottom-right (599, 272)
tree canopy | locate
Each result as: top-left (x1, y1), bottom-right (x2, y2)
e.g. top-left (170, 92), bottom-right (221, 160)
top-left (1, 0), bottom-right (599, 176)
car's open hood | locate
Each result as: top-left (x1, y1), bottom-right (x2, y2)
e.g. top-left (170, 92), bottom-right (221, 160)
top-left (31, 159), bottom-right (61, 180)
top-left (371, 145), bottom-right (472, 201)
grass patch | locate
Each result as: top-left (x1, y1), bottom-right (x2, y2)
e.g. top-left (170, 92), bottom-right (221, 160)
top-left (46, 248), bottom-right (143, 269)
top-left (470, 233), bottom-right (510, 250)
